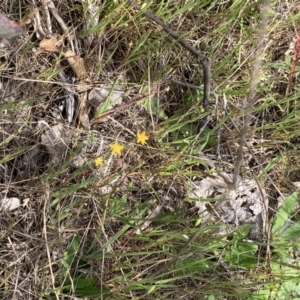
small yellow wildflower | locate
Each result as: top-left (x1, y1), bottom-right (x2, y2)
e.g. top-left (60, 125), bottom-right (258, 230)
top-left (137, 131), bottom-right (149, 145)
top-left (110, 141), bottom-right (124, 156)
top-left (94, 157), bottom-right (104, 167)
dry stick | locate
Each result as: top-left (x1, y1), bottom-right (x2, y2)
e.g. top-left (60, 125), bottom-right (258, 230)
top-left (232, 0), bottom-right (269, 187)
top-left (172, 79), bottom-right (218, 101)
top-left (128, 1), bottom-right (210, 116)
top-left (46, 0), bottom-right (75, 51)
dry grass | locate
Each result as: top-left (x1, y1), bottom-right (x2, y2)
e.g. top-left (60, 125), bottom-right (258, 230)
top-left (1, 0), bottom-right (300, 299)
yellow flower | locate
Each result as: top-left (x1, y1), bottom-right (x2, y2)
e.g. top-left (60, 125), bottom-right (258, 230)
top-left (94, 157), bottom-right (104, 167)
top-left (137, 131), bottom-right (149, 145)
top-left (110, 141), bottom-right (124, 156)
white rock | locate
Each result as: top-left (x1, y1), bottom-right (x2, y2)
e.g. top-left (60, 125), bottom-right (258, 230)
top-left (0, 197), bottom-right (21, 211)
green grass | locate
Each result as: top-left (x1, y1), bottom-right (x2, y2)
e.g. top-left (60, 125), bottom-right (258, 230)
top-left (1, 0), bottom-right (300, 299)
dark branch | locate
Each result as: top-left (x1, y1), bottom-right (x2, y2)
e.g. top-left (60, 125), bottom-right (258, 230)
top-left (128, 1), bottom-right (210, 114)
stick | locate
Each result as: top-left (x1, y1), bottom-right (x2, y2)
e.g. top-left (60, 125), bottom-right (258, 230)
top-left (127, 1), bottom-right (210, 117)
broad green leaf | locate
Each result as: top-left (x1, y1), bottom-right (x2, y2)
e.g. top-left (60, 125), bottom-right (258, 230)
top-left (280, 221), bottom-right (300, 239)
top-left (176, 257), bottom-right (213, 275)
top-left (272, 193), bottom-right (297, 235)
top-left (63, 276), bottom-right (111, 298)
top-left (251, 289), bottom-right (270, 300)
top-left (61, 235), bottom-right (80, 275)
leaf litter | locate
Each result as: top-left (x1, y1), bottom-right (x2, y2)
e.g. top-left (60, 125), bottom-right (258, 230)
top-left (188, 172), bottom-right (268, 241)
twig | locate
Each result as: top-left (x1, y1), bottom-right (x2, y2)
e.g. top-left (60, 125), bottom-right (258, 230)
top-left (172, 79), bottom-right (205, 90)
top-left (41, 0), bottom-right (52, 37)
top-left (58, 70), bottom-right (76, 123)
top-left (127, 1), bottom-right (210, 117)
top-left (32, 1), bottom-right (46, 38)
top-left (46, 0), bottom-right (75, 51)
top-left (216, 93), bottom-right (228, 160)
top-left (172, 79), bottom-right (218, 102)
top-left (232, 0), bottom-right (269, 187)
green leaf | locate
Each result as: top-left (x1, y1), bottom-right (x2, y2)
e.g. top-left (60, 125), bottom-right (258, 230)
top-left (251, 289), bottom-right (270, 300)
top-left (270, 279), bottom-right (300, 300)
top-left (63, 276), bottom-right (111, 298)
top-left (142, 97), bottom-right (168, 120)
top-left (224, 241), bottom-right (258, 267)
top-left (176, 256), bottom-right (213, 275)
top-left (235, 224), bottom-right (251, 238)
top-left (61, 235), bottom-right (80, 275)
top-left (272, 193), bottom-right (297, 235)
top-left (280, 221), bottom-right (300, 239)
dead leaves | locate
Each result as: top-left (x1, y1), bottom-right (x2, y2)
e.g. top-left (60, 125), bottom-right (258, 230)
top-left (39, 36), bottom-right (60, 52)
top-left (38, 37), bottom-right (87, 79)
top-left (188, 172), bottom-right (268, 241)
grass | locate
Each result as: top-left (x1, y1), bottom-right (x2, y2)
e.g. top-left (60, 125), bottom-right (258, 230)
top-left (1, 0), bottom-right (300, 299)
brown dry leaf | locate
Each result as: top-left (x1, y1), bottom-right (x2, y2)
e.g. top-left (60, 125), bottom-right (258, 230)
top-left (39, 36), bottom-right (59, 52)
top-left (63, 49), bottom-right (87, 79)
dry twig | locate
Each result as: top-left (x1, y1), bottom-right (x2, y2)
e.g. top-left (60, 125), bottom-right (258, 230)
top-left (127, 1), bottom-right (211, 122)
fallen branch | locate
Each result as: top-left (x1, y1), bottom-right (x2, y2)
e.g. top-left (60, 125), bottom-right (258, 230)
top-left (127, 1), bottom-right (210, 119)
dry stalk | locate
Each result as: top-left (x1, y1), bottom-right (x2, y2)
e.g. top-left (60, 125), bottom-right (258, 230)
top-left (232, 0), bottom-right (270, 187)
